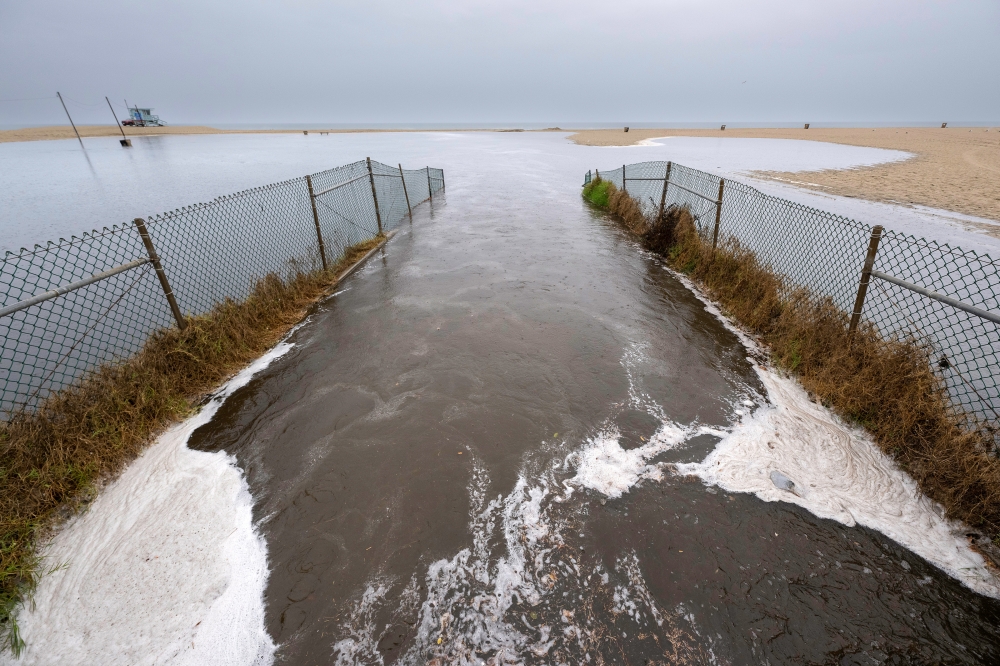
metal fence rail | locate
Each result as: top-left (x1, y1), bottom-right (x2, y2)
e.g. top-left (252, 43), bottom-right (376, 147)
top-left (0, 158), bottom-right (445, 415)
top-left (587, 162), bottom-right (1000, 431)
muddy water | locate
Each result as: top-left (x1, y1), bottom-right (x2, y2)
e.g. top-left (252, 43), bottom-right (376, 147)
top-left (188, 150), bottom-right (1000, 664)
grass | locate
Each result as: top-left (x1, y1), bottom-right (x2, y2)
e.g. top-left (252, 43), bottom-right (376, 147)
top-left (582, 177), bottom-right (615, 208)
top-left (0, 235), bottom-right (385, 655)
top-left (587, 181), bottom-right (1000, 549)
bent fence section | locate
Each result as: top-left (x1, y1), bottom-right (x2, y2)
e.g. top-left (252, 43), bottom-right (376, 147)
top-left (587, 162), bottom-right (1000, 433)
top-left (1, 160), bottom-right (445, 415)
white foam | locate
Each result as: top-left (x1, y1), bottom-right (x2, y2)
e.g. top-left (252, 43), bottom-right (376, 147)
top-left (571, 423), bottom-right (693, 499)
top-left (677, 363), bottom-right (1000, 599)
top-left (568, 343), bottom-right (725, 500)
top-left (653, 262), bottom-right (1000, 597)
top-left (3, 343), bottom-right (293, 665)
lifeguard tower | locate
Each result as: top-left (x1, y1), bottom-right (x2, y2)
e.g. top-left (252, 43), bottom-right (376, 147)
top-left (124, 107), bottom-right (166, 127)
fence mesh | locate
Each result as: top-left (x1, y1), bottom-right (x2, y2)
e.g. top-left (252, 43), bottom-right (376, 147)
top-left (1, 159), bottom-right (444, 415)
top-left (590, 161), bottom-right (1000, 432)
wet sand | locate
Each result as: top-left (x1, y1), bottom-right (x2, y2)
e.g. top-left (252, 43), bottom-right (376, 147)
top-left (570, 127), bottom-right (1000, 224)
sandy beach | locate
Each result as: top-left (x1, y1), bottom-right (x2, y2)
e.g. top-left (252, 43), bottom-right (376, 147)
top-left (570, 127), bottom-right (1000, 224)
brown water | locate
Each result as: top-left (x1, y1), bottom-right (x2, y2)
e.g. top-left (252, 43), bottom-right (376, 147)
top-left (188, 154), bottom-right (1000, 665)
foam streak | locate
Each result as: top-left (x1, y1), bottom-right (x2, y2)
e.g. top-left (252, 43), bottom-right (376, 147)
top-left (3, 343), bottom-right (292, 665)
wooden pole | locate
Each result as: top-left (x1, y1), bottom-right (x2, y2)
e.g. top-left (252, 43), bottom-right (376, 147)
top-left (57, 92), bottom-right (83, 148)
top-left (426, 167), bottom-right (433, 201)
top-left (658, 161), bottom-right (673, 220)
top-left (622, 165), bottom-right (626, 193)
top-left (399, 164), bottom-right (412, 219)
top-left (305, 175), bottom-right (328, 270)
top-left (105, 96), bottom-right (131, 147)
top-left (133, 218), bottom-right (186, 330)
top-left (367, 157), bottom-right (383, 234)
top-left (711, 179), bottom-right (725, 253)
top-left (849, 225), bottom-right (884, 335)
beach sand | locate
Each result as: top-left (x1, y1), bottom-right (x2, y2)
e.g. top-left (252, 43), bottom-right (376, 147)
top-left (569, 127), bottom-right (1000, 224)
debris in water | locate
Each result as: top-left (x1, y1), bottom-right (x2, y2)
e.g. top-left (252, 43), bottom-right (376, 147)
top-left (769, 470), bottom-right (800, 496)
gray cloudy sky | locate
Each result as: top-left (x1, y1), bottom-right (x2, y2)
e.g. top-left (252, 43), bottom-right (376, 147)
top-left (2, 0), bottom-right (997, 126)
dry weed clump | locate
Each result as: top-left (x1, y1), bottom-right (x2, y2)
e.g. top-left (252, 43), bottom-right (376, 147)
top-left (592, 190), bottom-right (1000, 544)
top-left (607, 186), bottom-right (648, 235)
top-left (0, 235), bottom-right (385, 653)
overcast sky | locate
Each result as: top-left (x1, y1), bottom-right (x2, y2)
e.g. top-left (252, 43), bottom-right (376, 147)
top-left (2, 0), bottom-right (997, 127)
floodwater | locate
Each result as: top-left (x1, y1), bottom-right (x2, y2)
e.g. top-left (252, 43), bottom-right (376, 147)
top-left (7, 133), bottom-right (1000, 664)
top-left (170, 137), bottom-right (999, 664)
top-left (0, 131), bottom-right (913, 253)
top-left (3, 132), bottom-right (998, 256)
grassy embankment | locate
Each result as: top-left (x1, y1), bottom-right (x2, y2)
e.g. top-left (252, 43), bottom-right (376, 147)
top-left (0, 235), bottom-right (385, 654)
top-left (583, 176), bottom-right (1000, 548)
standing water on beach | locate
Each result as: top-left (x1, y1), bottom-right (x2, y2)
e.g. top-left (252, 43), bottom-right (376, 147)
top-left (6, 132), bottom-right (1000, 665)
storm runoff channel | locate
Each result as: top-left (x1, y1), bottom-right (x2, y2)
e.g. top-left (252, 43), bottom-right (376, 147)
top-left (12, 135), bottom-right (1000, 664)
top-left (182, 152), bottom-right (1000, 663)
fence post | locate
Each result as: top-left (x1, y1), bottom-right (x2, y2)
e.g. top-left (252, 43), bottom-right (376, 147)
top-left (426, 166), bottom-right (433, 201)
top-left (622, 164), bottom-right (626, 193)
top-left (399, 164), bottom-right (412, 219)
top-left (441, 170), bottom-right (445, 190)
top-left (849, 225), bottom-right (884, 335)
top-left (367, 157), bottom-right (383, 234)
top-left (658, 161), bottom-right (673, 220)
top-left (711, 179), bottom-right (725, 253)
top-left (305, 175), bottom-right (328, 270)
top-left (133, 218), bottom-right (186, 330)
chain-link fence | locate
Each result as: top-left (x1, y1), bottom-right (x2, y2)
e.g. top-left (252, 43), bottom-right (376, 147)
top-left (0, 159), bottom-right (445, 415)
top-left (587, 161), bottom-right (1000, 432)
